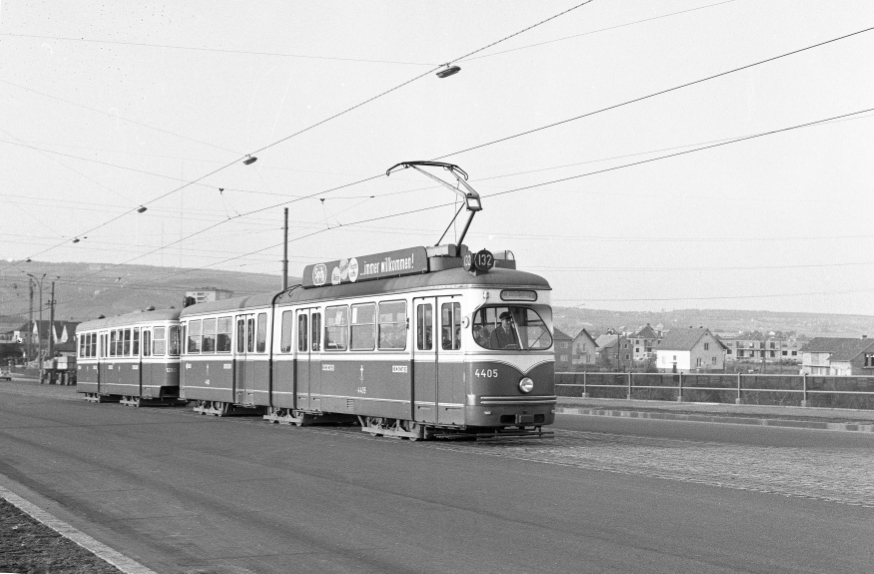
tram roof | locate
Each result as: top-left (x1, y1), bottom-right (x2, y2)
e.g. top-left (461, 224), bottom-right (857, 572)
top-left (180, 267), bottom-right (550, 318)
top-left (76, 308), bottom-right (181, 332)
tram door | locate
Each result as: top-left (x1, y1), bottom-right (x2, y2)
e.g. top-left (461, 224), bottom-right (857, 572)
top-left (294, 308), bottom-right (321, 410)
top-left (412, 298), bottom-right (438, 424)
top-left (234, 314), bottom-right (257, 405)
top-left (97, 331), bottom-right (109, 394)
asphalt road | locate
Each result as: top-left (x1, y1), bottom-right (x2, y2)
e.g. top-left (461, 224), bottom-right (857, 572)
top-left (1, 383), bottom-right (872, 574)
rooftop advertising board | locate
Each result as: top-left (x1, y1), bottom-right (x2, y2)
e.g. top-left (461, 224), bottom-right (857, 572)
top-left (302, 246), bottom-right (429, 288)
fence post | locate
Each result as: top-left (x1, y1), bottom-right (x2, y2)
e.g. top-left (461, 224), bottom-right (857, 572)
top-left (581, 372), bottom-right (588, 398)
top-left (801, 373), bottom-right (808, 407)
top-left (677, 372), bottom-right (684, 402)
top-left (627, 372), bottom-right (633, 400)
top-left (735, 373), bottom-right (742, 405)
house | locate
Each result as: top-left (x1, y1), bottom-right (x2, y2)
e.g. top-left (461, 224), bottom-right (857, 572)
top-left (656, 327), bottom-right (726, 372)
top-left (595, 329), bottom-right (632, 370)
top-left (629, 323), bottom-right (662, 361)
top-left (799, 337), bottom-right (874, 376)
top-left (571, 329), bottom-right (598, 366)
top-left (721, 333), bottom-right (804, 363)
top-left (553, 328), bottom-right (573, 371)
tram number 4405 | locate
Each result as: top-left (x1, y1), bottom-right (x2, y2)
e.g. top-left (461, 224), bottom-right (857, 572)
top-left (357, 386), bottom-right (367, 395)
top-left (475, 369), bottom-right (499, 378)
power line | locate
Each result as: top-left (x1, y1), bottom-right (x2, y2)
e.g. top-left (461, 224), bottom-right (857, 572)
top-left (435, 24), bottom-right (874, 161)
top-left (0, 79), bottom-right (240, 155)
top-left (462, 0), bottom-right (737, 63)
top-left (17, 2), bottom-right (599, 283)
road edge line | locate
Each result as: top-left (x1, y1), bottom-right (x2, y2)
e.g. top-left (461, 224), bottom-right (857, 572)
top-left (0, 484), bottom-right (158, 574)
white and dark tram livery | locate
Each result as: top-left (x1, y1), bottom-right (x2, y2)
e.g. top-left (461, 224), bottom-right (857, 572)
top-left (179, 244), bottom-right (557, 439)
top-left (76, 308), bottom-right (182, 406)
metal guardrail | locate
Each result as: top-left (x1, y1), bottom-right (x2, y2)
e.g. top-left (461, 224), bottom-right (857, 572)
top-left (555, 372), bottom-right (874, 409)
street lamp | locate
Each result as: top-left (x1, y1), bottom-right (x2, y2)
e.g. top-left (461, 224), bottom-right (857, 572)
top-left (26, 273), bottom-right (46, 377)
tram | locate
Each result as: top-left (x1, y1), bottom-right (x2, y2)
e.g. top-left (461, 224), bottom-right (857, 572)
top-left (179, 243), bottom-right (556, 439)
top-left (76, 308), bottom-right (182, 406)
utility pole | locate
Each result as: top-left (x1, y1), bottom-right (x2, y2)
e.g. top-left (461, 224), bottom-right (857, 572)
top-left (28, 281), bottom-right (33, 362)
top-left (48, 280), bottom-right (55, 383)
top-left (282, 207), bottom-right (289, 290)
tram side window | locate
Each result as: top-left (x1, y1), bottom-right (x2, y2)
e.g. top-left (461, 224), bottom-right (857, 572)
top-left (247, 316), bottom-right (256, 353)
top-left (237, 318), bottom-right (246, 353)
top-left (123, 328), bottom-right (132, 356)
top-left (133, 328), bottom-right (140, 356)
top-left (153, 327), bottom-right (166, 356)
top-left (280, 310), bottom-right (293, 353)
top-left (378, 301), bottom-right (406, 350)
top-left (188, 320), bottom-right (202, 354)
top-left (351, 303), bottom-right (375, 351)
top-left (417, 303), bottom-right (433, 351)
top-left (109, 330), bottom-right (118, 357)
top-left (297, 313), bottom-right (308, 352)
top-left (143, 330), bottom-right (151, 357)
top-left (202, 318), bottom-right (216, 353)
top-left (216, 317), bottom-right (232, 353)
top-left (312, 312), bottom-right (321, 352)
top-left (78, 334), bottom-right (85, 358)
top-left (168, 326), bottom-right (180, 356)
top-left (441, 302), bottom-right (461, 350)
top-left (256, 313), bottom-right (268, 353)
top-left (325, 306), bottom-right (348, 351)
top-left (100, 333), bottom-right (108, 358)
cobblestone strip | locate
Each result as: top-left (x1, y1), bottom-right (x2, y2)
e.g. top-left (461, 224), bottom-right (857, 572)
top-left (435, 430), bottom-right (874, 508)
top-left (0, 484), bottom-right (158, 574)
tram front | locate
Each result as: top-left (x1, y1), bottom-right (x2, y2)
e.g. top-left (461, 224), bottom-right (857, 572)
top-left (465, 284), bottom-right (556, 432)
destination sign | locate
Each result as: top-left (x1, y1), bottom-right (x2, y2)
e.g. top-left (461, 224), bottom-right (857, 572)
top-left (303, 246), bottom-right (429, 288)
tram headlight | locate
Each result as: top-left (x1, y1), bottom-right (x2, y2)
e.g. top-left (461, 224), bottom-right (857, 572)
top-left (518, 377), bottom-right (534, 393)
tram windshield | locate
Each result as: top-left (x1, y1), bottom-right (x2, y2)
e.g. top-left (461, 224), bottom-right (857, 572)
top-left (472, 306), bottom-right (552, 351)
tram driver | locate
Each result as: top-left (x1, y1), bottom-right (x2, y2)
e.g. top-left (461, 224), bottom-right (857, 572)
top-left (490, 311), bottom-right (518, 349)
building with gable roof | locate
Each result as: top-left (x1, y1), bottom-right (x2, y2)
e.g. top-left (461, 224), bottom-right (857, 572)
top-left (553, 327), bottom-right (573, 371)
top-left (656, 327), bottom-right (726, 372)
top-left (799, 337), bottom-right (874, 376)
top-left (595, 329), bottom-right (631, 370)
top-left (629, 323), bottom-right (662, 361)
top-left (571, 328), bottom-right (598, 366)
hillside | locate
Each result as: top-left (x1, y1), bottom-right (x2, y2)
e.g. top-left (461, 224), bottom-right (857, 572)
top-left (553, 307), bottom-right (874, 339)
top-left (4, 261), bottom-right (874, 338)
top-left (1, 261), bottom-right (293, 323)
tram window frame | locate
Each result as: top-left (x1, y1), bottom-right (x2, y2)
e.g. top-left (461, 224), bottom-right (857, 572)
top-left (325, 305), bottom-right (348, 351)
top-left (297, 313), bottom-right (308, 352)
top-left (417, 303), bottom-right (433, 351)
top-left (256, 312), bottom-right (268, 353)
top-left (280, 310), bottom-right (294, 353)
top-left (123, 328), bottom-right (132, 356)
top-left (441, 302), bottom-right (461, 350)
top-left (472, 306), bottom-right (552, 351)
top-left (153, 327), bottom-right (166, 356)
top-left (351, 303), bottom-right (376, 351)
top-left (216, 316), bottom-right (232, 353)
top-left (100, 333), bottom-right (108, 358)
top-left (78, 334), bottom-right (85, 358)
top-left (109, 330), bottom-right (118, 357)
top-left (236, 318), bottom-right (246, 354)
top-left (312, 312), bottom-right (321, 352)
top-left (168, 325), bottom-right (180, 356)
top-left (188, 319), bottom-right (202, 354)
top-left (378, 300), bottom-right (406, 350)
top-left (202, 318), bottom-right (216, 353)
top-left (132, 328), bottom-right (140, 356)
top-left (143, 329), bottom-right (151, 357)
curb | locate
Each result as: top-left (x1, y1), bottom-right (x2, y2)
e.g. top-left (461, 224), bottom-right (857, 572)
top-left (556, 406), bottom-right (874, 433)
top-left (0, 484), bottom-right (158, 574)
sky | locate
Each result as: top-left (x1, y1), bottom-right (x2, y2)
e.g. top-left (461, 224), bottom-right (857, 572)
top-left (1, 0), bottom-right (873, 315)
